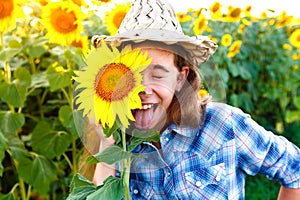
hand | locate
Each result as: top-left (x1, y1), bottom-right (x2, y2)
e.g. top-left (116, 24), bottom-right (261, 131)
top-left (89, 121), bottom-right (115, 152)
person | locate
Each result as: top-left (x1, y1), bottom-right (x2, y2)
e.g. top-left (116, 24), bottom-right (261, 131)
top-left (79, 0), bottom-right (300, 199)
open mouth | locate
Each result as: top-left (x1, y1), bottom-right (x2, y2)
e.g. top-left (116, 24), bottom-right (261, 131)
top-left (132, 103), bottom-right (158, 130)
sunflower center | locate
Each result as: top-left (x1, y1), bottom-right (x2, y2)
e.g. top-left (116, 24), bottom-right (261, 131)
top-left (51, 8), bottom-right (77, 33)
top-left (211, 3), bottom-right (220, 13)
top-left (95, 63), bottom-right (136, 102)
top-left (0, 0), bottom-right (14, 19)
top-left (113, 11), bottom-right (126, 29)
top-left (197, 18), bottom-right (206, 29)
top-left (230, 8), bottom-right (241, 18)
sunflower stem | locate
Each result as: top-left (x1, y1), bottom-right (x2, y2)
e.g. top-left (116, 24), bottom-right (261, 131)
top-left (3, 59), bottom-right (15, 112)
top-left (121, 127), bottom-right (131, 200)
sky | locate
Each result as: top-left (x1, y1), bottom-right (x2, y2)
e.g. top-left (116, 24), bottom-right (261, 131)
top-left (114, 0), bottom-right (300, 17)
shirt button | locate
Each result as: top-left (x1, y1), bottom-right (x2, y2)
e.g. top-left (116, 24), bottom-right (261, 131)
top-left (133, 189), bottom-right (139, 194)
top-left (164, 137), bottom-right (169, 142)
top-left (166, 172), bottom-right (171, 177)
top-left (215, 175), bottom-right (221, 182)
top-left (195, 181), bottom-right (202, 187)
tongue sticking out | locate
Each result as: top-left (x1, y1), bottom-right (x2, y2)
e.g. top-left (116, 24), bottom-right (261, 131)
top-left (133, 105), bottom-right (155, 130)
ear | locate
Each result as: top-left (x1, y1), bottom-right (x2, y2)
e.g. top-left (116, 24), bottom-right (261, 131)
top-left (176, 66), bottom-right (189, 92)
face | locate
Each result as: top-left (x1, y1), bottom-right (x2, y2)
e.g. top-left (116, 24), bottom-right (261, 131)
top-left (131, 46), bottom-right (189, 131)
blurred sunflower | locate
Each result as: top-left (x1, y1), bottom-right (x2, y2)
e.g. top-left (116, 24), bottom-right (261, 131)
top-left (104, 2), bottom-right (131, 36)
top-left (41, 1), bottom-right (84, 46)
top-left (177, 12), bottom-right (192, 23)
top-left (209, 1), bottom-right (222, 20)
top-left (198, 89), bottom-right (209, 97)
top-left (193, 14), bottom-right (207, 35)
top-left (92, 0), bottom-right (111, 6)
top-left (74, 40), bottom-right (152, 128)
top-left (227, 40), bottom-right (242, 58)
top-left (71, 35), bottom-right (89, 53)
top-left (224, 6), bottom-right (242, 22)
top-left (243, 5), bottom-right (252, 17)
top-left (221, 34), bottom-right (232, 47)
top-left (282, 43), bottom-right (292, 50)
top-left (289, 29), bottom-right (300, 48)
top-left (0, 0), bottom-right (25, 33)
top-left (72, 0), bottom-right (87, 7)
top-left (276, 11), bottom-right (294, 28)
top-left (35, 0), bottom-right (48, 6)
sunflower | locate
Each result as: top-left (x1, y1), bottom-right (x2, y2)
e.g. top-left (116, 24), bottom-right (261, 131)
top-left (0, 0), bottom-right (25, 33)
top-left (177, 12), bottom-right (192, 23)
top-left (41, 1), bottom-right (84, 46)
top-left (224, 6), bottom-right (242, 22)
top-left (74, 40), bottom-right (152, 128)
top-left (282, 43), bottom-right (292, 51)
top-left (71, 35), bottom-right (89, 53)
top-left (227, 40), bottom-right (242, 58)
top-left (209, 1), bottom-right (222, 20)
top-left (104, 2), bottom-right (131, 36)
top-left (193, 14), bottom-right (207, 35)
top-left (221, 34), bottom-right (232, 47)
top-left (289, 29), bottom-right (300, 49)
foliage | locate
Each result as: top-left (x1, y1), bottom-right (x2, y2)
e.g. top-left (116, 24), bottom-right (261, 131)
top-left (0, 0), bottom-right (299, 200)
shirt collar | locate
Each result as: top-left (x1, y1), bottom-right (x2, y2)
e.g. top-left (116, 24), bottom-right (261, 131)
top-left (164, 123), bottom-right (202, 138)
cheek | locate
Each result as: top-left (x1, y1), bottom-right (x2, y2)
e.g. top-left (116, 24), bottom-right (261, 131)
top-left (155, 84), bottom-right (176, 108)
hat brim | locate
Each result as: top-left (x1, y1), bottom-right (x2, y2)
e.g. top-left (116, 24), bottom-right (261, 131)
top-left (102, 29), bottom-right (217, 66)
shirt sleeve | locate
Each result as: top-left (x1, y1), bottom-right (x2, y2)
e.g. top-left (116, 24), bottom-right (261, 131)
top-left (231, 107), bottom-right (300, 188)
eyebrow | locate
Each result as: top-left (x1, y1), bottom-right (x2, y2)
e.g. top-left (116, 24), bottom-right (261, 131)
top-left (152, 64), bottom-right (170, 73)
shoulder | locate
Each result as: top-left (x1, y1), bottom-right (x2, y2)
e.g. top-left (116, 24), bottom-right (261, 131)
top-left (204, 102), bottom-right (250, 130)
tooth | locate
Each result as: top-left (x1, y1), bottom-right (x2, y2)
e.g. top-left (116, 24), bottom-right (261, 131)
top-left (141, 104), bottom-right (153, 109)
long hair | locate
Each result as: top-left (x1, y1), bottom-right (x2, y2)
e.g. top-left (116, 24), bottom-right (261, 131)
top-left (166, 51), bottom-right (208, 129)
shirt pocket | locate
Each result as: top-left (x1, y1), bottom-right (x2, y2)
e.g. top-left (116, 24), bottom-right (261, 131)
top-left (130, 179), bottom-right (154, 200)
top-left (184, 162), bottom-right (227, 198)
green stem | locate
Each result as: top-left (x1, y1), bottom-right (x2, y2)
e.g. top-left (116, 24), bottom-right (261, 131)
top-left (18, 178), bottom-right (27, 200)
top-left (26, 185), bottom-right (32, 200)
top-left (121, 128), bottom-right (131, 200)
top-left (63, 153), bottom-right (73, 172)
top-left (61, 87), bottom-right (72, 107)
top-left (0, 31), bottom-right (4, 46)
top-left (71, 134), bottom-right (77, 174)
top-left (28, 57), bottom-right (36, 74)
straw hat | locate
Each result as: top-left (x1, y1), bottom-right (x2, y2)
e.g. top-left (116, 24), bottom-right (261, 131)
top-left (92, 0), bottom-right (218, 66)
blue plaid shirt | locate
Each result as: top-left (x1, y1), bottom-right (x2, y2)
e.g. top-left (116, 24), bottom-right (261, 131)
top-left (128, 102), bottom-right (300, 199)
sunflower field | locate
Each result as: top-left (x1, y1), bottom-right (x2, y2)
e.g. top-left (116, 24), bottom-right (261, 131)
top-left (0, 0), bottom-right (299, 199)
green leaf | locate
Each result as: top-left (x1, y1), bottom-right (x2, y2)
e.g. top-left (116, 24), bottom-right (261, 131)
top-left (102, 122), bottom-right (119, 138)
top-left (59, 105), bottom-right (78, 137)
top-left (86, 145), bottom-right (131, 165)
top-left (31, 120), bottom-right (72, 158)
top-left (0, 82), bottom-right (22, 107)
top-left (128, 129), bottom-right (160, 152)
top-left (0, 112), bottom-right (25, 134)
top-left (66, 173), bottom-right (97, 200)
top-left (0, 47), bottom-right (22, 61)
top-left (8, 39), bottom-right (22, 49)
top-left (285, 111), bottom-right (300, 123)
top-left (0, 67), bottom-right (31, 107)
top-left (293, 97), bottom-right (300, 110)
top-left (26, 45), bottom-right (46, 58)
top-left (17, 153), bottom-right (57, 195)
top-left (87, 176), bottom-right (125, 200)
top-left (0, 192), bottom-right (17, 200)
top-left (31, 72), bottom-right (50, 89)
top-left (8, 137), bottom-right (57, 195)
top-left (0, 131), bottom-right (8, 176)
top-left (46, 64), bottom-right (73, 91)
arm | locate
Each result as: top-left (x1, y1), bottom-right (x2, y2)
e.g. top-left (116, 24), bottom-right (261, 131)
top-left (278, 186), bottom-right (300, 200)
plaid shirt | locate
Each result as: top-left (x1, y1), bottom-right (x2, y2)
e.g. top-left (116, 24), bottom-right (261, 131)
top-left (128, 102), bottom-right (300, 199)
